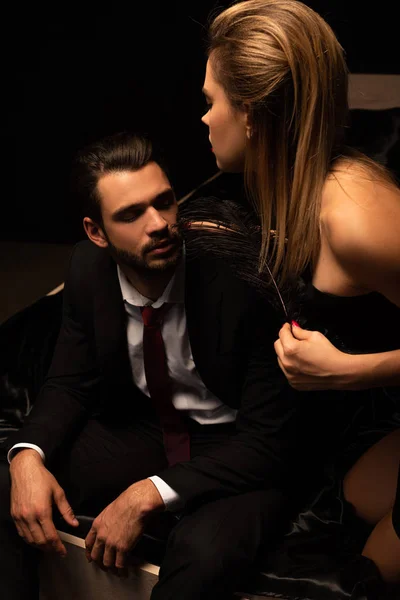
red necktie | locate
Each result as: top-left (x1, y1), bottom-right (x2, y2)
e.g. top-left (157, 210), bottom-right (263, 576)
top-left (141, 304), bottom-right (190, 466)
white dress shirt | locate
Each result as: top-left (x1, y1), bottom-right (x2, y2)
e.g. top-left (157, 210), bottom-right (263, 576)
top-left (9, 258), bottom-right (237, 511)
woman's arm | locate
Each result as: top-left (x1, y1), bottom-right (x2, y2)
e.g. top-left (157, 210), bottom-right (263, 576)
top-left (275, 169), bottom-right (400, 391)
top-left (274, 323), bottom-right (400, 390)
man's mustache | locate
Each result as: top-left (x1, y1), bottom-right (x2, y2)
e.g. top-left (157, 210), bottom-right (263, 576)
top-left (143, 227), bottom-right (182, 254)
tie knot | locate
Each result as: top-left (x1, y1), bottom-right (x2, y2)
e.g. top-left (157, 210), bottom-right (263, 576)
top-left (141, 303), bottom-right (170, 327)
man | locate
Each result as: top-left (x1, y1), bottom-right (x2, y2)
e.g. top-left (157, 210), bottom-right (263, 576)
top-left (0, 132), bottom-right (297, 600)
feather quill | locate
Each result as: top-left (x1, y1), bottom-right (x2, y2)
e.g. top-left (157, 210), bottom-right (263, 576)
top-left (178, 197), bottom-right (306, 322)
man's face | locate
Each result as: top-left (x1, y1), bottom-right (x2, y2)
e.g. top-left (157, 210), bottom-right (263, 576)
top-left (97, 162), bottom-right (181, 272)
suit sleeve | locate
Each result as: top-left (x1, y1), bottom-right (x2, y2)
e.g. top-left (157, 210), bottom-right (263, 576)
top-left (5, 244), bottom-right (104, 463)
top-left (158, 301), bottom-right (299, 507)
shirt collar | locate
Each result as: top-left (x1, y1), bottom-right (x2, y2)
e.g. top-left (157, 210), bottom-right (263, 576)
top-left (117, 256), bottom-right (185, 309)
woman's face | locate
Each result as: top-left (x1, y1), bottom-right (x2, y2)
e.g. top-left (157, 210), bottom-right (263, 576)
top-left (201, 58), bottom-right (249, 172)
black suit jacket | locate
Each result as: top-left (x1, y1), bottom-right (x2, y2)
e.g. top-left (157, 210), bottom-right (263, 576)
top-left (7, 241), bottom-right (298, 506)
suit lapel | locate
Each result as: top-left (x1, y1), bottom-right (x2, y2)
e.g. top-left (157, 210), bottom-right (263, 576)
top-left (185, 256), bottom-right (224, 390)
top-left (94, 254), bottom-right (131, 384)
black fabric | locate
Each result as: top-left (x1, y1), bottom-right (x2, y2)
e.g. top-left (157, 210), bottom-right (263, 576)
top-left (5, 241), bottom-right (300, 508)
top-left (3, 240), bottom-right (397, 598)
top-left (294, 282), bottom-right (400, 476)
top-left (53, 417), bottom-right (237, 517)
top-left (0, 460), bottom-right (40, 600)
top-left (243, 284), bottom-right (400, 599)
top-left (248, 466), bottom-right (384, 600)
top-left (0, 240), bottom-right (304, 599)
top-left (178, 198), bottom-right (400, 598)
top-left (393, 460), bottom-right (400, 540)
top-left (0, 292), bottom-right (63, 444)
top-left (152, 488), bottom-right (289, 600)
top-left (0, 415), bottom-right (289, 600)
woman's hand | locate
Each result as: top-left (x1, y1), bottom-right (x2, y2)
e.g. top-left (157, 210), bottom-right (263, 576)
top-left (274, 322), bottom-right (352, 390)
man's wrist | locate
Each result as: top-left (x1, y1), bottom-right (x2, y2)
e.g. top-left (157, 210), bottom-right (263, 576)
top-left (8, 443), bottom-right (45, 465)
top-left (9, 448), bottom-right (44, 473)
top-left (129, 479), bottom-right (165, 517)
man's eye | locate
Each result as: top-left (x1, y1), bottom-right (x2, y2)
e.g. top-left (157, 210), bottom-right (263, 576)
top-left (156, 197), bottom-right (173, 210)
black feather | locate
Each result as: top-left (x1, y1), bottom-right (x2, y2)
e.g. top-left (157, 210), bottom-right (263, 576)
top-left (178, 197), bottom-right (307, 322)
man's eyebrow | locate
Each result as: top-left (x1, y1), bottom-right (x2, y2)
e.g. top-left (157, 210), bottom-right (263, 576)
top-left (202, 87), bottom-right (211, 98)
top-left (112, 190), bottom-right (174, 220)
top-left (112, 203), bottom-right (146, 220)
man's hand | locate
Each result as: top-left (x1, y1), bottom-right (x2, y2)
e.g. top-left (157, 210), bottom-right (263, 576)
top-left (274, 322), bottom-right (352, 390)
top-left (10, 449), bottom-right (79, 556)
top-left (85, 479), bottom-right (164, 571)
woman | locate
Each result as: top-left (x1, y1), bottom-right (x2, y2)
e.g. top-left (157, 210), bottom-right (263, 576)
top-left (191, 0), bottom-right (400, 587)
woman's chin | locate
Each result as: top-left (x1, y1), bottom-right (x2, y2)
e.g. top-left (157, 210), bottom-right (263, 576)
top-left (211, 149), bottom-right (245, 173)
top-left (217, 161), bottom-right (244, 174)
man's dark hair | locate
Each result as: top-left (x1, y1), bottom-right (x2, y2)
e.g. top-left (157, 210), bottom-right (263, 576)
top-left (71, 131), bottom-right (168, 224)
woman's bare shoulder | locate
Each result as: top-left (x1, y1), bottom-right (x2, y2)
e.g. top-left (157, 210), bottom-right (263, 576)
top-left (320, 159), bottom-right (400, 301)
top-left (322, 158), bottom-right (400, 236)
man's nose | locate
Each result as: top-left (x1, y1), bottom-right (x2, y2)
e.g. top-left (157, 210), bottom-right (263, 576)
top-left (145, 207), bottom-right (168, 235)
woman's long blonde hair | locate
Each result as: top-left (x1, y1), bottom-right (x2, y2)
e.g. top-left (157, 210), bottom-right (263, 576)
top-left (208, 0), bottom-right (349, 282)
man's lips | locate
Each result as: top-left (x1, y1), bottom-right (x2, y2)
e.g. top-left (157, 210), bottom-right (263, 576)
top-left (148, 240), bottom-right (177, 255)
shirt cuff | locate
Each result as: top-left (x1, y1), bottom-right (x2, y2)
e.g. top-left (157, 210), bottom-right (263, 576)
top-left (148, 476), bottom-right (183, 512)
top-left (7, 443), bottom-right (46, 464)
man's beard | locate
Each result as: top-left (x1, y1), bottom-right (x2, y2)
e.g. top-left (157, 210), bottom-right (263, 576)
top-left (105, 228), bottom-right (182, 276)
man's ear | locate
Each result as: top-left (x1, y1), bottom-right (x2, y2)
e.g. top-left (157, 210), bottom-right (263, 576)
top-left (83, 217), bottom-right (108, 248)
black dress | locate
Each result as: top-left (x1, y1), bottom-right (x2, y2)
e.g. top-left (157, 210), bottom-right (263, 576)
top-left (251, 283), bottom-right (400, 600)
top-left (294, 283), bottom-right (400, 474)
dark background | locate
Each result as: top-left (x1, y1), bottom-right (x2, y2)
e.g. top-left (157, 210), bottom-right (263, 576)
top-left (3, 1), bottom-right (399, 244)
